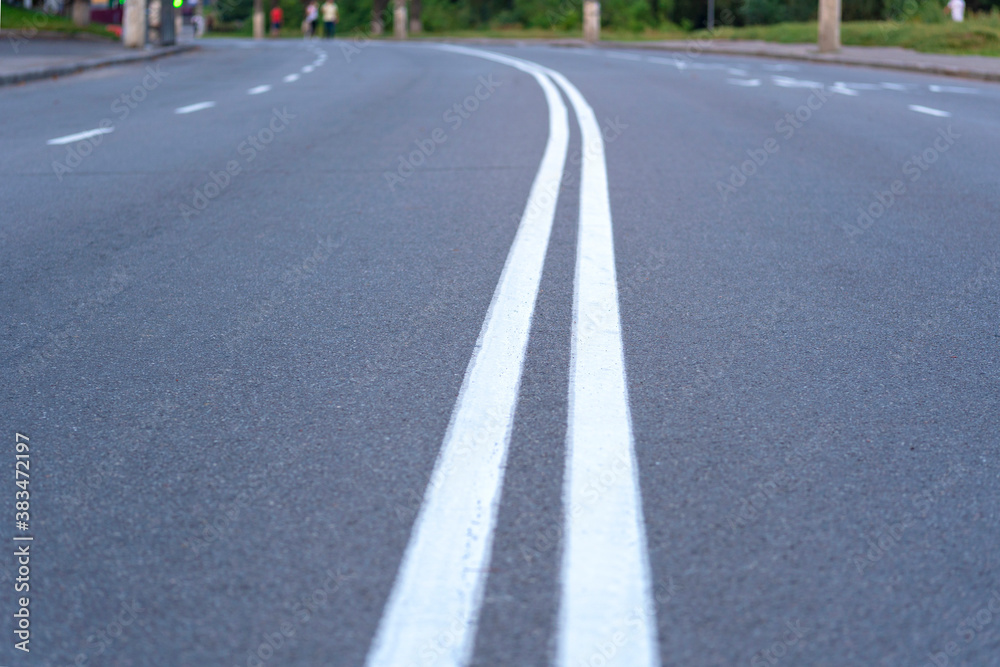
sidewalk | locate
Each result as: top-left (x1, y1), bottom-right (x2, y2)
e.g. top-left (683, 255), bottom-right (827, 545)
top-left (437, 36), bottom-right (1000, 82)
top-left (0, 35), bottom-right (196, 86)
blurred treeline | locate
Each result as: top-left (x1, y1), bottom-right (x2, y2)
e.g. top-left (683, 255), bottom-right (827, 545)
top-left (213, 0), bottom-right (1000, 34)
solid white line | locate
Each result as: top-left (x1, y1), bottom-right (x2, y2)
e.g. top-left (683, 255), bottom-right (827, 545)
top-left (283, 73), bottom-right (300, 82)
top-left (248, 85), bottom-right (272, 95)
top-left (909, 104), bottom-right (951, 117)
top-left (543, 66), bottom-right (661, 667)
top-left (46, 127), bottom-right (113, 145)
top-left (174, 101), bottom-right (215, 114)
top-left (727, 78), bottom-right (761, 87)
top-left (365, 46), bottom-right (570, 667)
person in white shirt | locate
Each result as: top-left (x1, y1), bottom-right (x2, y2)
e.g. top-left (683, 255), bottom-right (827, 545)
top-left (945, 0), bottom-right (965, 22)
top-left (321, 0), bottom-right (339, 37)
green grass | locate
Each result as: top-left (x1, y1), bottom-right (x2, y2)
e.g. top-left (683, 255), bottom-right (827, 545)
top-left (0, 5), bottom-right (119, 39)
top-left (699, 16), bottom-right (1000, 55)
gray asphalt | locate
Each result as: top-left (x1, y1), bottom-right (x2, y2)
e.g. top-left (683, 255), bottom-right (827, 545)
top-left (1, 36), bottom-right (998, 667)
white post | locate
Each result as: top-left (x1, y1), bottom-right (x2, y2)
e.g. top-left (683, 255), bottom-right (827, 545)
top-left (252, 0), bottom-right (265, 39)
top-left (818, 0), bottom-right (840, 52)
top-left (583, 0), bottom-right (600, 42)
top-left (393, 0), bottom-right (407, 39)
top-left (123, 0), bottom-right (147, 47)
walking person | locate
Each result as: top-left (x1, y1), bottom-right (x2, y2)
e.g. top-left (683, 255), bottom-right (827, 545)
top-left (945, 0), bottom-right (965, 21)
top-left (269, 3), bottom-right (283, 35)
top-left (321, 0), bottom-right (338, 37)
top-left (304, 0), bottom-right (319, 38)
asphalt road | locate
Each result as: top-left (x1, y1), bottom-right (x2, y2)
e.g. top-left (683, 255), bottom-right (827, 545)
top-left (2, 36), bottom-right (999, 667)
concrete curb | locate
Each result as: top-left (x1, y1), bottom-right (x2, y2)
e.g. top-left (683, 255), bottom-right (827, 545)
top-left (596, 41), bottom-right (1000, 83)
top-left (0, 43), bottom-right (198, 87)
top-left (428, 36), bottom-right (1000, 82)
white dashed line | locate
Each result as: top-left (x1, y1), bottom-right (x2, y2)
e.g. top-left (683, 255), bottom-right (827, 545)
top-left (646, 55), bottom-right (685, 68)
top-left (302, 65), bottom-right (314, 73)
top-left (727, 78), bottom-right (761, 86)
top-left (727, 68), bottom-right (748, 76)
top-left (47, 127), bottom-right (114, 145)
top-left (174, 101), bottom-right (216, 114)
top-left (772, 75), bottom-right (823, 88)
top-left (929, 84), bottom-right (980, 94)
top-left (909, 104), bottom-right (952, 117)
top-left (607, 52), bottom-right (643, 61)
top-left (828, 83), bottom-right (859, 96)
top-left (880, 82), bottom-right (910, 90)
top-left (248, 85), bottom-right (272, 95)
top-left (283, 73), bottom-right (300, 83)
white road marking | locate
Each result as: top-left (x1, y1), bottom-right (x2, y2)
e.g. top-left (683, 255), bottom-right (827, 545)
top-left (174, 101), bottom-right (215, 114)
top-left (47, 127), bottom-right (114, 145)
top-left (248, 85), bottom-right (272, 95)
top-left (283, 73), bottom-right (300, 82)
top-left (828, 83), bottom-right (859, 96)
top-left (834, 81), bottom-right (882, 90)
top-left (302, 65), bottom-right (314, 73)
top-left (772, 75), bottom-right (823, 88)
top-left (909, 104), bottom-right (952, 117)
top-left (543, 64), bottom-right (660, 667)
top-left (608, 52), bottom-right (643, 61)
top-left (647, 55), bottom-right (687, 69)
top-left (727, 68), bottom-right (748, 76)
top-left (881, 82), bottom-right (909, 90)
top-left (763, 63), bottom-right (799, 71)
top-left (929, 84), bottom-right (980, 94)
top-left (727, 78), bottom-right (761, 86)
top-left (365, 45), bottom-right (570, 667)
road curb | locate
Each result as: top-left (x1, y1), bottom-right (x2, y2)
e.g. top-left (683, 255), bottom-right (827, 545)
top-left (0, 43), bottom-right (198, 87)
top-left (595, 41), bottom-right (1000, 83)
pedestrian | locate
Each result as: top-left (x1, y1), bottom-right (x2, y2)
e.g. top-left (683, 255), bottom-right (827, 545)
top-left (321, 0), bottom-right (338, 38)
top-left (269, 3), bottom-right (283, 35)
top-left (945, 0), bottom-right (965, 21)
top-left (305, 0), bottom-right (319, 38)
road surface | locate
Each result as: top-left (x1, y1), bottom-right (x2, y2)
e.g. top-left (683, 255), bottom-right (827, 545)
top-left (2, 37), bottom-right (999, 667)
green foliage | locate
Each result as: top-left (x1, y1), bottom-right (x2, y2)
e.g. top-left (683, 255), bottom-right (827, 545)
top-left (739, 0), bottom-right (786, 24)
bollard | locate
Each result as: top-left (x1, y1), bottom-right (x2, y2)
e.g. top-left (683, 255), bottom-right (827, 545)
top-left (583, 0), bottom-right (600, 43)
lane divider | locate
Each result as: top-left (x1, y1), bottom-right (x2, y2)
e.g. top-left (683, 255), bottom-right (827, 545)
top-left (909, 104), bottom-right (952, 117)
top-left (174, 101), bottom-right (216, 114)
top-left (47, 127), bottom-right (114, 145)
top-left (543, 63), bottom-right (660, 667)
top-left (365, 45), bottom-right (570, 667)
top-left (365, 45), bottom-right (660, 667)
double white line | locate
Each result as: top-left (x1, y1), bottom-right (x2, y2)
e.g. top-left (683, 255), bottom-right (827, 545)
top-left (366, 46), bottom-right (659, 667)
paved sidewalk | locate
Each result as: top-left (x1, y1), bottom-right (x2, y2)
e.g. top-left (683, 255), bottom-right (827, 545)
top-left (435, 36), bottom-right (1000, 82)
top-left (0, 35), bottom-right (196, 86)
